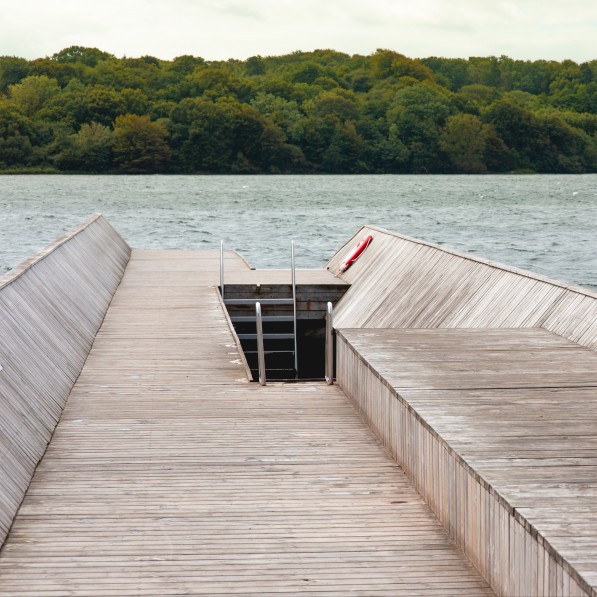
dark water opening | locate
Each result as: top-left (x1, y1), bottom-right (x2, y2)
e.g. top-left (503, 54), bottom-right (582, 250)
top-left (222, 283), bottom-right (345, 381)
top-left (231, 318), bottom-right (330, 381)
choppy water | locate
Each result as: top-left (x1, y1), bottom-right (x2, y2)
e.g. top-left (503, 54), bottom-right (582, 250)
top-left (1, 174), bottom-right (596, 290)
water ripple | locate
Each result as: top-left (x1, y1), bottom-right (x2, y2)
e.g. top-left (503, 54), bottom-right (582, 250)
top-left (0, 174), bottom-right (595, 290)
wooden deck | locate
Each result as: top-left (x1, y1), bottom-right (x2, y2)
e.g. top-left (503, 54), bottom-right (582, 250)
top-left (0, 250), bottom-right (492, 596)
top-left (337, 328), bottom-right (597, 597)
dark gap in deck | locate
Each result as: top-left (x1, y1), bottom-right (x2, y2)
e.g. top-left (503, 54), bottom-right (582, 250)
top-left (222, 282), bottom-right (347, 380)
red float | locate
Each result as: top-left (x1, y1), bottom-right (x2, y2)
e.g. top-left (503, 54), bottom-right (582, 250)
top-left (338, 234), bottom-right (373, 273)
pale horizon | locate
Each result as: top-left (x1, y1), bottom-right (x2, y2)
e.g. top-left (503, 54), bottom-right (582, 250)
top-left (1, 0), bottom-right (595, 63)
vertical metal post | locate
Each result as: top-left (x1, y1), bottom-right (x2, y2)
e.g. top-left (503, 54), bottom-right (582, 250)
top-left (256, 302), bottom-right (266, 386)
top-left (325, 302), bottom-right (334, 385)
top-left (291, 241), bottom-right (298, 377)
top-left (220, 240), bottom-right (224, 299)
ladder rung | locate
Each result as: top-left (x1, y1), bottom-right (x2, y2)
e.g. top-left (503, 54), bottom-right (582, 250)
top-left (245, 350), bottom-right (295, 355)
top-left (238, 333), bottom-right (294, 340)
top-left (250, 369), bottom-right (297, 373)
top-left (231, 315), bottom-right (294, 323)
top-left (224, 298), bottom-right (294, 306)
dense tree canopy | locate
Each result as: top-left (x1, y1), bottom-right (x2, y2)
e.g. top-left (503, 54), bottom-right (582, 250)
top-left (0, 47), bottom-right (595, 173)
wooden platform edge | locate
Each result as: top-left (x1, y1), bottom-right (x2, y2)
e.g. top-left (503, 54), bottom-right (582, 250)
top-left (0, 213), bottom-right (128, 289)
top-left (336, 329), bottom-right (594, 597)
top-left (328, 224), bottom-right (596, 300)
top-left (0, 215), bottom-right (131, 548)
top-left (215, 285), bottom-right (253, 382)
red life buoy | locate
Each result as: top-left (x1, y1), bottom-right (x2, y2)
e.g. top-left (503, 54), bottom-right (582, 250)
top-left (338, 234), bottom-right (373, 273)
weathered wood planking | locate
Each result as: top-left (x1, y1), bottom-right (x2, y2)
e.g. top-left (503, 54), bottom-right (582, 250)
top-left (225, 269), bottom-right (349, 286)
top-left (337, 327), bottom-right (597, 597)
top-left (327, 226), bottom-right (597, 351)
top-left (0, 214), bottom-right (130, 547)
top-left (0, 250), bottom-right (493, 596)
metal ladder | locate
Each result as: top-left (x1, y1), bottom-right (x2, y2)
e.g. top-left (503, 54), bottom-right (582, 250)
top-left (220, 241), bottom-right (298, 381)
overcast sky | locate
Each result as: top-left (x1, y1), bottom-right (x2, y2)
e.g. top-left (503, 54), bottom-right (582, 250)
top-left (1, 0), bottom-right (595, 63)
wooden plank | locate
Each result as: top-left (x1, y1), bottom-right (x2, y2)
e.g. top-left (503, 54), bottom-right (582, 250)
top-left (225, 269), bottom-right (349, 286)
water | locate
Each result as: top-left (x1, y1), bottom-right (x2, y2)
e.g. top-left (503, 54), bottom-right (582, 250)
top-left (1, 174), bottom-right (596, 290)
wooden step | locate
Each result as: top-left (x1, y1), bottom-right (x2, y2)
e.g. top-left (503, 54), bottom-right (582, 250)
top-left (237, 333), bottom-right (294, 341)
top-left (231, 315), bottom-right (294, 323)
top-left (224, 298), bottom-right (294, 306)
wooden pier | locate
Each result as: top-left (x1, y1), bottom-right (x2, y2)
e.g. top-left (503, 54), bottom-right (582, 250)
top-left (1, 216), bottom-right (596, 596)
top-left (0, 235), bottom-right (492, 596)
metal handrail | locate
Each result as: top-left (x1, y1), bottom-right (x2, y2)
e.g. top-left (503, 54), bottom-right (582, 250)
top-left (325, 301), bottom-right (333, 385)
top-left (256, 302), bottom-right (266, 385)
top-left (220, 240), bottom-right (224, 299)
top-left (291, 241), bottom-right (298, 376)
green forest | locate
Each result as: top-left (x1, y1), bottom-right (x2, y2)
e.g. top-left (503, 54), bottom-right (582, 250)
top-left (1, 46), bottom-right (596, 174)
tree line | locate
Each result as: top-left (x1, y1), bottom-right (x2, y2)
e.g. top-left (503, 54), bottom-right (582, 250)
top-left (0, 47), bottom-right (596, 174)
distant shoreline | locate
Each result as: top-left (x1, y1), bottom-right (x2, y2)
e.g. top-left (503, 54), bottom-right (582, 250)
top-left (1, 48), bottom-right (595, 175)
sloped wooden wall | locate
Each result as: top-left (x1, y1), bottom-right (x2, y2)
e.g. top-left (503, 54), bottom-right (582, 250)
top-left (0, 214), bottom-right (130, 545)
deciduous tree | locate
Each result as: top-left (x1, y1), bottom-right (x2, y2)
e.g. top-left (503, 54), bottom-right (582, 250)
top-left (9, 75), bottom-right (59, 116)
top-left (440, 113), bottom-right (491, 173)
top-left (113, 114), bottom-right (170, 172)
top-left (54, 122), bottom-right (113, 171)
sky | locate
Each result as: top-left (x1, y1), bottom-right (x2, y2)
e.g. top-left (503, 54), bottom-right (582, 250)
top-left (1, 0), bottom-right (595, 63)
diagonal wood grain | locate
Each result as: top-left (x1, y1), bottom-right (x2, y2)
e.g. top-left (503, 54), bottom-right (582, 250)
top-left (0, 215), bottom-right (130, 547)
top-left (328, 225), bottom-right (597, 351)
